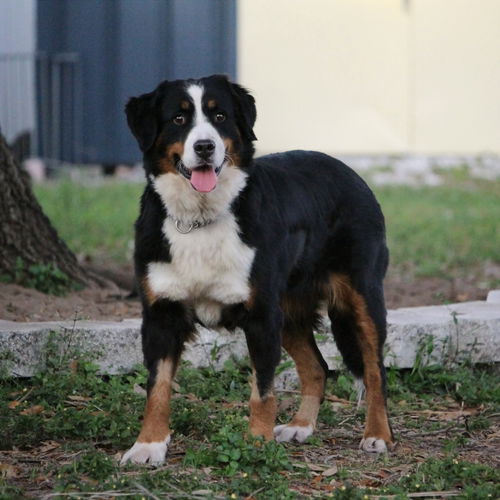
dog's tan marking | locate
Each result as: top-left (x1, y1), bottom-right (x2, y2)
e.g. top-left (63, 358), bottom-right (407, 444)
top-left (157, 141), bottom-right (184, 174)
top-left (180, 100), bottom-right (190, 110)
top-left (282, 331), bottom-right (325, 428)
top-left (245, 285), bottom-right (257, 311)
top-left (328, 274), bottom-right (393, 447)
top-left (141, 276), bottom-right (158, 307)
top-left (249, 372), bottom-right (277, 440)
top-left (223, 137), bottom-right (241, 168)
top-left (137, 359), bottom-right (175, 443)
top-left (207, 99), bottom-right (217, 109)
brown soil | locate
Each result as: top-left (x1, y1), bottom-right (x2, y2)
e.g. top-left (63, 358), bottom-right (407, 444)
top-left (0, 262), bottom-right (497, 323)
top-left (1, 397), bottom-right (499, 497)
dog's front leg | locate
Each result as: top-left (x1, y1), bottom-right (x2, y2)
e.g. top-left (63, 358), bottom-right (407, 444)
top-left (243, 305), bottom-right (283, 440)
top-left (121, 300), bottom-right (193, 465)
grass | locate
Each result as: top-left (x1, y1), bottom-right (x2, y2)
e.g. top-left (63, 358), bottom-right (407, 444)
top-left (34, 179), bottom-right (143, 262)
top-left (34, 173), bottom-right (500, 279)
top-left (374, 180), bottom-right (500, 277)
top-left (1, 347), bottom-right (499, 499)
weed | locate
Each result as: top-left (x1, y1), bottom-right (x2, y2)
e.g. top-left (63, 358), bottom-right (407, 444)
top-left (398, 363), bottom-right (500, 406)
top-left (59, 450), bottom-right (117, 482)
top-left (0, 258), bottom-right (79, 296)
top-left (185, 426), bottom-right (292, 476)
top-left (2, 352), bottom-right (499, 498)
top-left (177, 358), bottom-right (252, 402)
top-left (391, 457), bottom-right (500, 498)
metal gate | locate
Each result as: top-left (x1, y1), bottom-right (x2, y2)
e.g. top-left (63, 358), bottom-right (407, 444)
top-left (36, 0), bottom-right (237, 165)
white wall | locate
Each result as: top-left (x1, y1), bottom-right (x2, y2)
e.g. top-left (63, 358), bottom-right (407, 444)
top-left (238, 0), bottom-right (500, 155)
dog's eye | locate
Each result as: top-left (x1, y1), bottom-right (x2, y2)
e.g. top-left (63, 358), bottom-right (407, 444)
top-left (215, 112), bottom-right (226, 123)
top-left (173, 114), bottom-right (186, 126)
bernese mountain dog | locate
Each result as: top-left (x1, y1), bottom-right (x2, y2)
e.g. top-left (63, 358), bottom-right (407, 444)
top-left (120, 75), bottom-right (393, 465)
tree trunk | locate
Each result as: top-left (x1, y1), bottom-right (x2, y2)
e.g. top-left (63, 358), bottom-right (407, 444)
top-left (0, 131), bottom-right (103, 288)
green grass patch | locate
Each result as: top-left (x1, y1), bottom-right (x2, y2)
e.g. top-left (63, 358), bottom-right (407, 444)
top-left (34, 177), bottom-right (500, 277)
top-left (34, 179), bottom-right (143, 262)
top-left (374, 181), bottom-right (500, 277)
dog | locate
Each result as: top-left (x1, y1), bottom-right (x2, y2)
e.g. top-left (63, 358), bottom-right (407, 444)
top-left (120, 74), bottom-right (393, 465)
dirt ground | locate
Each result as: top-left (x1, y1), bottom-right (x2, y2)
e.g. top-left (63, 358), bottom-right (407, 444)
top-left (0, 262), bottom-right (497, 323)
top-left (1, 397), bottom-right (499, 498)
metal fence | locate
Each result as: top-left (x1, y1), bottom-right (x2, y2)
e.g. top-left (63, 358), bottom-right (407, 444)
top-left (0, 52), bottom-right (82, 165)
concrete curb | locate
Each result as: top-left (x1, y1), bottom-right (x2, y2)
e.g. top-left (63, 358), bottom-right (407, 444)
top-left (1, 292), bottom-right (499, 380)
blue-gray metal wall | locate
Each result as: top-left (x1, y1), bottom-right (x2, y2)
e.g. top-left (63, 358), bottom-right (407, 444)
top-left (37, 0), bottom-right (237, 164)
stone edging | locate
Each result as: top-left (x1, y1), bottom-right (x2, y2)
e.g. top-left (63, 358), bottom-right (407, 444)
top-left (1, 292), bottom-right (499, 382)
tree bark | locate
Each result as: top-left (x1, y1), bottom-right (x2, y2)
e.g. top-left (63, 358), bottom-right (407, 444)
top-left (0, 132), bottom-right (103, 288)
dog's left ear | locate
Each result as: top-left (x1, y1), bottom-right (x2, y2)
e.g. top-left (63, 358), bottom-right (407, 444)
top-left (125, 90), bottom-right (159, 153)
top-left (218, 76), bottom-right (257, 141)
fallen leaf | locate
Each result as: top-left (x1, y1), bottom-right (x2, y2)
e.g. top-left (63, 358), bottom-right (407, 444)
top-left (322, 465), bottom-right (338, 477)
top-left (321, 484), bottom-right (335, 492)
top-left (416, 408), bottom-right (478, 421)
top-left (0, 464), bottom-right (19, 478)
top-left (67, 395), bottom-right (91, 402)
top-left (325, 395), bottom-right (352, 405)
top-left (8, 401), bottom-right (21, 409)
top-left (306, 463), bottom-right (326, 472)
top-left (39, 441), bottom-right (60, 453)
top-left (20, 405), bottom-right (44, 415)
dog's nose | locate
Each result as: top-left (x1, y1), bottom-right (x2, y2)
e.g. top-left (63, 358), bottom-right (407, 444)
top-left (193, 140), bottom-right (215, 159)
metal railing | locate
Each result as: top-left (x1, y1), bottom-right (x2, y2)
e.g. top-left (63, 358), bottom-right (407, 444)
top-left (0, 52), bottom-right (82, 165)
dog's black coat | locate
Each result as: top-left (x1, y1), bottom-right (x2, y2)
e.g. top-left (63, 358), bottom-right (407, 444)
top-left (126, 75), bottom-right (391, 456)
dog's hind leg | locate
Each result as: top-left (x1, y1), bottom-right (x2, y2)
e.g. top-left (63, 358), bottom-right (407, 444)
top-left (121, 300), bottom-right (194, 465)
top-left (327, 273), bottom-right (393, 453)
top-left (274, 324), bottom-right (329, 442)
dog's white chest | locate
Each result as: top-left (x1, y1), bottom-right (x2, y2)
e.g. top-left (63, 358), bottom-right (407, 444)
top-left (147, 215), bottom-right (255, 325)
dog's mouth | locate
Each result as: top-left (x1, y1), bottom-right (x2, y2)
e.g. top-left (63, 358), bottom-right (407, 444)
top-left (174, 155), bottom-right (224, 193)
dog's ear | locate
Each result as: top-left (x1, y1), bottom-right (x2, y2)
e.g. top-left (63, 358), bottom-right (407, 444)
top-left (219, 76), bottom-right (257, 141)
top-left (125, 90), bottom-right (159, 152)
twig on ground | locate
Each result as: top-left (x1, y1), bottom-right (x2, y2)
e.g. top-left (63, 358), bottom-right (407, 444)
top-left (400, 424), bottom-right (460, 438)
top-left (369, 490), bottom-right (461, 499)
top-left (133, 481), bottom-right (162, 500)
top-left (15, 387), bottom-right (35, 403)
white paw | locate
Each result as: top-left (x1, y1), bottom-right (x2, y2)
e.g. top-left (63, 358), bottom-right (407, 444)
top-left (120, 436), bottom-right (171, 465)
top-left (273, 424), bottom-right (314, 443)
top-left (359, 437), bottom-right (388, 454)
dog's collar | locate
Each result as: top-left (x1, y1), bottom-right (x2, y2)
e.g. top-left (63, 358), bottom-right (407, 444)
top-left (168, 215), bottom-right (216, 234)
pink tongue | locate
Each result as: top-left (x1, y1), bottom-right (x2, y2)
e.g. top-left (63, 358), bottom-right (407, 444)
top-left (190, 168), bottom-right (217, 192)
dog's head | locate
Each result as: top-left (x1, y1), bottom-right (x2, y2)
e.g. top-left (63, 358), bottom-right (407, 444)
top-left (126, 75), bottom-right (256, 193)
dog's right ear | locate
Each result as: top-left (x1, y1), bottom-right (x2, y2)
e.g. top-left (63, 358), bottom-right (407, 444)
top-left (125, 91), bottom-right (158, 153)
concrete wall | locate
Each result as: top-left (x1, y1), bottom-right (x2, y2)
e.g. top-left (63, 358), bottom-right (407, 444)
top-left (237, 0), bottom-right (500, 155)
